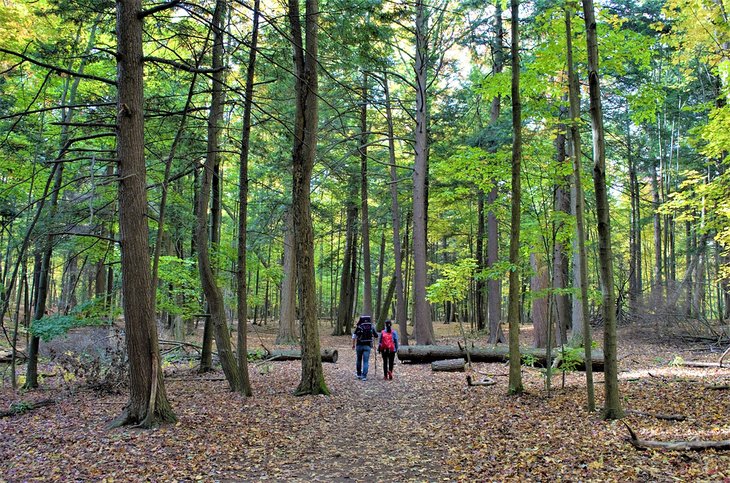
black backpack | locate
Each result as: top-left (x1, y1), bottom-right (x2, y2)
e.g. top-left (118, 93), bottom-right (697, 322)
top-left (357, 321), bottom-right (374, 345)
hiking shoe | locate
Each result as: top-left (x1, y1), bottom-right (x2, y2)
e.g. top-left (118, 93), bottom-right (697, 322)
top-left (355, 373), bottom-right (362, 379)
top-left (362, 376), bottom-right (367, 381)
top-left (384, 375), bottom-right (388, 380)
top-left (388, 371), bottom-right (393, 380)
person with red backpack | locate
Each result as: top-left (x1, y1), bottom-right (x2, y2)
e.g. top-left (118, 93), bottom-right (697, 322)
top-left (378, 319), bottom-right (399, 380)
top-left (352, 315), bottom-right (377, 381)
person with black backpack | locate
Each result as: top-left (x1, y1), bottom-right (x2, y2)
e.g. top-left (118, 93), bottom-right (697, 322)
top-left (377, 319), bottom-right (399, 380)
top-left (352, 315), bottom-right (377, 381)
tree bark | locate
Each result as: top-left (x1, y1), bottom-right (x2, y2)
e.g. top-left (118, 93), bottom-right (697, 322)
top-left (412, 0), bottom-right (435, 345)
top-left (431, 359), bottom-right (465, 372)
top-left (277, 210), bottom-right (298, 344)
top-left (399, 345), bottom-right (605, 370)
top-left (359, 73), bottom-right (373, 316)
top-left (553, 118), bottom-right (571, 344)
top-left (507, 0), bottom-right (523, 395)
top-left (651, 160), bottom-right (663, 304)
top-left (383, 73), bottom-right (409, 346)
top-left (266, 349), bottom-right (338, 363)
top-left (235, 0), bottom-right (260, 397)
top-left (487, 0), bottom-right (505, 345)
top-left (582, 0), bottom-right (623, 419)
top-left (531, 253), bottom-right (552, 348)
top-left (196, 0), bottom-right (241, 392)
top-left (288, 0), bottom-right (329, 395)
top-left (113, 0), bottom-right (175, 427)
top-left (566, 3), bottom-right (595, 411)
top-left (335, 179), bottom-right (358, 335)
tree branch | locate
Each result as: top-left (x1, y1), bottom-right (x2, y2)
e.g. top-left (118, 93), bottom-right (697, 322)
top-left (138, 0), bottom-right (182, 18)
top-left (0, 47), bottom-right (116, 86)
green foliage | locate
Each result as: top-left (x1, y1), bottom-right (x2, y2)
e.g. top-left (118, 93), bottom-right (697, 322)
top-left (521, 353), bottom-right (538, 368)
top-left (426, 258), bottom-right (477, 305)
top-left (156, 256), bottom-right (202, 320)
top-left (30, 298), bottom-right (110, 342)
top-left (558, 346), bottom-right (585, 374)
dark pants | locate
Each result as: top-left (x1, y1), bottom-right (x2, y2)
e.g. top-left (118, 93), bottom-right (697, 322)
top-left (381, 350), bottom-right (395, 376)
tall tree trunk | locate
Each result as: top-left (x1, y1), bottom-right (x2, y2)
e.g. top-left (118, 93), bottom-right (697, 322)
top-left (412, 0), bottom-right (434, 345)
top-left (507, 0), bottom-right (523, 395)
top-left (335, 180), bottom-right (358, 335)
top-left (235, 0), bottom-right (260, 397)
top-left (113, 0), bottom-right (175, 427)
top-left (476, 190), bottom-right (486, 331)
top-left (26, 20), bottom-right (100, 388)
top-left (360, 73), bottom-right (373, 316)
top-left (196, 0), bottom-right (241, 392)
top-left (277, 210), bottom-right (298, 344)
top-left (383, 73), bottom-right (408, 346)
top-left (553, 116), bottom-right (571, 344)
top-left (628, 130), bottom-right (641, 311)
top-left (288, 0), bottom-right (328, 395)
top-left (375, 231), bottom-right (385, 322)
top-left (651, 160), bottom-right (663, 304)
top-left (581, 0), bottom-right (622, 419)
top-left (566, 8), bottom-right (595, 406)
top-left (531, 253), bottom-right (552, 348)
top-left (487, 0), bottom-right (505, 344)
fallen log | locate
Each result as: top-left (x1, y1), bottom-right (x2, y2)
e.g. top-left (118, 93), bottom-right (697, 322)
top-left (262, 349), bottom-right (338, 363)
top-left (624, 422), bottom-right (730, 451)
top-left (431, 359), bottom-right (465, 372)
top-left (0, 399), bottom-right (55, 418)
top-left (681, 361), bottom-right (722, 368)
top-left (0, 349), bottom-right (26, 364)
top-left (397, 345), bottom-right (604, 372)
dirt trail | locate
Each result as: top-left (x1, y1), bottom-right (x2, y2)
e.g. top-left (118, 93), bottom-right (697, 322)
top-left (252, 342), bottom-right (460, 481)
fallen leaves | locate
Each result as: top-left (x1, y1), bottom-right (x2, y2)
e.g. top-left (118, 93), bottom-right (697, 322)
top-left (0, 323), bottom-right (729, 481)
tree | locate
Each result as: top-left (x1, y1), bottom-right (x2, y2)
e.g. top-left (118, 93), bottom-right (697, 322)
top-left (507, 0), bottom-right (523, 395)
top-left (581, 0), bottom-right (623, 419)
top-left (565, 1), bottom-right (595, 411)
top-left (236, 0), bottom-right (261, 398)
top-left (113, 0), bottom-right (175, 427)
top-left (196, 0), bottom-right (241, 392)
top-left (288, 0), bottom-right (329, 396)
top-left (412, 0), bottom-right (435, 345)
top-left (487, 0), bottom-right (506, 345)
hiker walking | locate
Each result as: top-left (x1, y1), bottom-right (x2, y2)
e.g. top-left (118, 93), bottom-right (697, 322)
top-left (378, 319), bottom-right (399, 380)
top-left (352, 315), bottom-right (377, 381)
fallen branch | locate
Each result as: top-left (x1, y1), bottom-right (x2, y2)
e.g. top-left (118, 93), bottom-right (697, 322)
top-left (624, 421), bottom-right (730, 451)
top-left (466, 375), bottom-right (497, 387)
top-left (624, 409), bottom-right (686, 421)
top-left (705, 384), bottom-right (730, 390)
top-left (0, 399), bottom-right (55, 418)
top-left (719, 344), bottom-right (730, 367)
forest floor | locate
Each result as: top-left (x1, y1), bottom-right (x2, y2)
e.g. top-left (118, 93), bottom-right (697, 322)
top-left (1, 321), bottom-right (730, 482)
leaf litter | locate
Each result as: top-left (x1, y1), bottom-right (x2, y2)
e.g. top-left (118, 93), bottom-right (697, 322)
top-left (1, 322), bottom-right (729, 482)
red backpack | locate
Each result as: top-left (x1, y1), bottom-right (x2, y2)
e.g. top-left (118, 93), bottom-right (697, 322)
top-left (379, 330), bottom-right (395, 352)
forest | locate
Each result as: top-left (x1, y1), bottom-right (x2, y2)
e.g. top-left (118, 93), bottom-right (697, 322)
top-left (0, 0), bottom-right (729, 480)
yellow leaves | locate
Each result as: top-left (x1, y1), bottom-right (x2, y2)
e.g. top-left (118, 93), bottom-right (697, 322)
top-left (588, 457), bottom-right (604, 470)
